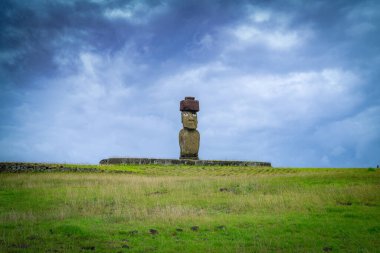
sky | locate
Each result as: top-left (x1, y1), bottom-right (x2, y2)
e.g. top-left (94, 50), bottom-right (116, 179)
top-left (1, 0), bottom-right (379, 167)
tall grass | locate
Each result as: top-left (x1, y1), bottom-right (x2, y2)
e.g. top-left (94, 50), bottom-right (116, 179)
top-left (0, 167), bottom-right (379, 252)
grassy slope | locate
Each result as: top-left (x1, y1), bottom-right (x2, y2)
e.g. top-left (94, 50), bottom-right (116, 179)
top-left (0, 166), bottom-right (379, 252)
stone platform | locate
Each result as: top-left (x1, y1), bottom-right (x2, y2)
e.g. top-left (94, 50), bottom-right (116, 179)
top-left (99, 158), bottom-right (271, 167)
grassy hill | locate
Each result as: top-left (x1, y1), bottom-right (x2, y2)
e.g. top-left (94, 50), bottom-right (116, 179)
top-left (0, 165), bottom-right (379, 252)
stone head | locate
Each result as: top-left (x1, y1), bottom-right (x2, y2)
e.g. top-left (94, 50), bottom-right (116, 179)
top-left (180, 97), bottom-right (199, 129)
top-left (181, 111), bottom-right (198, 129)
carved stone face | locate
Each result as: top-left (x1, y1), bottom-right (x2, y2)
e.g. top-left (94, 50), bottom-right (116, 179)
top-left (181, 111), bottom-right (197, 129)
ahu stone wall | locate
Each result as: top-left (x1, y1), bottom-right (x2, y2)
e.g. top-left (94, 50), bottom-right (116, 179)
top-left (0, 163), bottom-right (101, 173)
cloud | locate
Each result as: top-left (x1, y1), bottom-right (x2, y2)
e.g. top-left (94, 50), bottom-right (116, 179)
top-left (0, 0), bottom-right (379, 167)
top-left (0, 48), bottom-right (177, 163)
top-left (146, 60), bottom-right (365, 166)
top-left (220, 7), bottom-right (312, 51)
top-left (4, 44), bottom-right (363, 165)
top-left (104, 1), bottom-right (168, 24)
top-left (312, 106), bottom-right (380, 166)
top-left (249, 9), bottom-right (271, 23)
top-left (229, 25), bottom-right (301, 50)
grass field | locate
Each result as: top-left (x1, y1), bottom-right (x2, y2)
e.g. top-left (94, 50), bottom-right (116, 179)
top-left (0, 165), bottom-right (379, 252)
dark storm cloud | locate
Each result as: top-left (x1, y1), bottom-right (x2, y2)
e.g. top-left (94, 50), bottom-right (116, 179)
top-left (2, 0), bottom-right (378, 75)
top-left (0, 0), bottom-right (129, 85)
top-left (1, 0), bottom-right (245, 85)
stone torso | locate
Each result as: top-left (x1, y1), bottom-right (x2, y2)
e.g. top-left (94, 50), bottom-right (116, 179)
top-left (179, 128), bottom-right (200, 159)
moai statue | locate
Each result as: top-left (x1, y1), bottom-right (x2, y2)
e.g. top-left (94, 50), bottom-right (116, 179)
top-left (179, 97), bottom-right (200, 160)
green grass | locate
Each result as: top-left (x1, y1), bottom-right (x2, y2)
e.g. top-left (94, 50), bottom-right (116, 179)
top-left (0, 166), bottom-right (379, 252)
